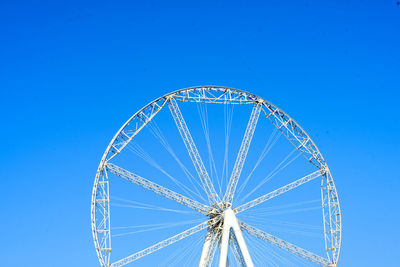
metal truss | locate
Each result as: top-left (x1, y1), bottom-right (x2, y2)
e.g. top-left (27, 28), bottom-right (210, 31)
top-left (91, 86), bottom-right (341, 267)
top-left (224, 103), bottom-right (262, 204)
top-left (199, 229), bottom-right (217, 267)
top-left (168, 97), bottom-right (220, 206)
top-left (261, 101), bottom-right (325, 169)
top-left (207, 233), bottom-right (220, 267)
top-left (240, 221), bottom-right (332, 266)
top-left (91, 170), bottom-right (111, 266)
top-left (321, 171), bottom-right (341, 263)
top-left (259, 101), bottom-right (341, 263)
top-left (199, 228), bottom-right (246, 267)
top-left (230, 230), bottom-right (246, 267)
top-left (111, 218), bottom-right (218, 267)
top-left (206, 231), bottom-right (221, 267)
top-left (106, 163), bottom-right (209, 215)
top-left (234, 169), bottom-right (325, 214)
top-left (106, 97), bottom-right (167, 162)
top-left (172, 86), bottom-right (259, 105)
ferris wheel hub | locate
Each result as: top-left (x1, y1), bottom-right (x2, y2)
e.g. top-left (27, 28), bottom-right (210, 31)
top-left (206, 202), bottom-right (231, 216)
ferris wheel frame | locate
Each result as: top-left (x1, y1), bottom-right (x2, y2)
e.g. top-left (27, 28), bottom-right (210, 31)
top-left (91, 86), bottom-right (341, 267)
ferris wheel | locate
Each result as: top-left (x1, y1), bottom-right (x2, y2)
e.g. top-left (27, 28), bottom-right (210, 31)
top-left (91, 86), bottom-right (341, 267)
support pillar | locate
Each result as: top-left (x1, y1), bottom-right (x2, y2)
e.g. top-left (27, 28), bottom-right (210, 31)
top-left (218, 209), bottom-right (254, 267)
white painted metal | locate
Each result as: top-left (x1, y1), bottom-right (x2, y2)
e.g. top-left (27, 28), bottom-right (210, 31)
top-left (106, 163), bottom-right (210, 215)
top-left (224, 103), bottom-right (261, 204)
top-left (240, 221), bottom-right (332, 266)
top-left (229, 234), bottom-right (245, 267)
top-left (91, 86), bottom-right (341, 266)
top-left (199, 229), bottom-right (214, 267)
top-left (112, 218), bottom-right (217, 267)
top-left (234, 169), bottom-right (325, 214)
top-left (218, 209), bottom-right (254, 267)
top-left (206, 232), bottom-right (220, 267)
top-left (168, 97), bottom-right (221, 206)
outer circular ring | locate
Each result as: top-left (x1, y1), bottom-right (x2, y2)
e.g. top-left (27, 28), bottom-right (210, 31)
top-left (91, 86), bottom-right (341, 266)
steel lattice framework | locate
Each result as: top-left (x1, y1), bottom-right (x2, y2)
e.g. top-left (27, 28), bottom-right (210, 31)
top-left (224, 103), bottom-right (262, 204)
top-left (91, 86), bottom-right (342, 266)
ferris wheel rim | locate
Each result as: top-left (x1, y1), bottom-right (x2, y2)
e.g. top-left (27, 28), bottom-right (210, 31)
top-left (91, 86), bottom-right (342, 266)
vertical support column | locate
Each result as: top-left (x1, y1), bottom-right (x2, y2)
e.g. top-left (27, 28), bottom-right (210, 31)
top-left (199, 229), bottom-right (213, 267)
top-left (219, 221), bottom-right (230, 267)
top-left (219, 209), bottom-right (254, 267)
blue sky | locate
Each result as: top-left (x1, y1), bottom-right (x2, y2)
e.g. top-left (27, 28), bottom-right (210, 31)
top-left (1, 0), bottom-right (399, 266)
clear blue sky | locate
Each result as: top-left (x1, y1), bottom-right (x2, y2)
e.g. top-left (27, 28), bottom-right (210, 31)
top-left (1, 0), bottom-right (399, 266)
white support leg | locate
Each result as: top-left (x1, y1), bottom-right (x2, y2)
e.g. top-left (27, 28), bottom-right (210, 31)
top-left (199, 229), bottom-right (213, 267)
top-left (231, 220), bottom-right (253, 267)
top-left (219, 222), bottom-right (230, 267)
top-left (218, 209), bottom-right (254, 267)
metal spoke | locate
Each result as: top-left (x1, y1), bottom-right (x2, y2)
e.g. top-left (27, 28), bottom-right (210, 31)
top-left (235, 169), bottom-right (325, 214)
top-left (240, 221), bottom-right (332, 266)
top-left (111, 219), bottom-right (217, 267)
top-left (92, 87), bottom-right (341, 267)
top-left (224, 103), bottom-right (262, 203)
top-left (106, 163), bottom-right (209, 215)
top-left (168, 96), bottom-right (220, 205)
top-left (208, 233), bottom-right (220, 266)
top-left (199, 229), bottom-right (219, 267)
top-left (230, 231), bottom-right (245, 266)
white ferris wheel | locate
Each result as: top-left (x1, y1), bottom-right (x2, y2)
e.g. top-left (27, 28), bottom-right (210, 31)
top-left (91, 86), bottom-right (341, 267)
